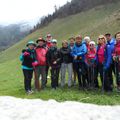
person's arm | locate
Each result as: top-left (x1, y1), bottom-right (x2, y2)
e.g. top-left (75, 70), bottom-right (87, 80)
top-left (77, 44), bottom-right (87, 56)
top-left (19, 54), bottom-right (24, 62)
top-left (105, 45), bottom-right (112, 69)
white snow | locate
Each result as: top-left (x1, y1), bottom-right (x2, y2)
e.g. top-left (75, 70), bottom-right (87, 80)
top-left (0, 96), bottom-right (120, 120)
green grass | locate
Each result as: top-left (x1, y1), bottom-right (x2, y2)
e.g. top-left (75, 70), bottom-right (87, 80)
top-left (0, 2), bottom-right (120, 105)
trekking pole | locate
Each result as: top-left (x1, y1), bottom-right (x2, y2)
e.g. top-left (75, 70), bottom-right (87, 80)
top-left (34, 66), bottom-right (41, 91)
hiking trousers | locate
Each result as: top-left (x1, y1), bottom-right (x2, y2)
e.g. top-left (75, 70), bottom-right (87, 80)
top-left (35, 66), bottom-right (46, 89)
top-left (51, 68), bottom-right (60, 89)
top-left (61, 63), bottom-right (73, 87)
top-left (23, 69), bottom-right (33, 91)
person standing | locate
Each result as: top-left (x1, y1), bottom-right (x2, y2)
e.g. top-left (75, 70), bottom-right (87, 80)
top-left (71, 35), bottom-right (87, 90)
top-left (20, 41), bottom-right (36, 94)
top-left (113, 32), bottom-right (120, 91)
top-left (69, 37), bottom-right (77, 86)
top-left (85, 41), bottom-right (97, 89)
top-left (60, 40), bottom-right (73, 87)
top-left (34, 37), bottom-right (48, 89)
top-left (47, 39), bottom-right (61, 90)
top-left (45, 34), bottom-right (53, 84)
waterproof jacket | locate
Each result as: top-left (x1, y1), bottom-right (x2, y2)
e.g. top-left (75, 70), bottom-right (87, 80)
top-left (20, 49), bottom-right (36, 69)
top-left (46, 47), bottom-right (61, 68)
top-left (113, 41), bottom-right (120, 56)
top-left (96, 43), bottom-right (114, 69)
top-left (71, 42), bottom-right (87, 62)
top-left (96, 44), bottom-right (106, 64)
top-left (60, 47), bottom-right (73, 63)
top-left (85, 47), bottom-right (96, 65)
top-left (35, 45), bottom-right (48, 66)
top-left (45, 41), bottom-right (53, 49)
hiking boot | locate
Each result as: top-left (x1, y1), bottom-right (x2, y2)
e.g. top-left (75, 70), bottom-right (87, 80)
top-left (26, 90), bottom-right (34, 95)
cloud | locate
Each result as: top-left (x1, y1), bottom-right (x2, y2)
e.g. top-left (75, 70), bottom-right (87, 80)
top-left (0, 0), bottom-right (71, 25)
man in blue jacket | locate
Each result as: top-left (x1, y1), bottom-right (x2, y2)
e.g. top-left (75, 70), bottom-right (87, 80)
top-left (71, 35), bottom-right (87, 90)
top-left (104, 33), bottom-right (115, 92)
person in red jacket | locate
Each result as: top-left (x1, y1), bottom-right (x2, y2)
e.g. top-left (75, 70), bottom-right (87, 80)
top-left (85, 41), bottom-right (97, 89)
top-left (113, 32), bottom-right (120, 91)
top-left (46, 34), bottom-right (53, 48)
top-left (33, 37), bottom-right (48, 90)
top-left (45, 34), bottom-right (53, 84)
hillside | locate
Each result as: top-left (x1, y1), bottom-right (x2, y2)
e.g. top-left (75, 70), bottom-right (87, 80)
top-left (0, 23), bottom-right (30, 51)
top-left (0, 2), bottom-right (120, 102)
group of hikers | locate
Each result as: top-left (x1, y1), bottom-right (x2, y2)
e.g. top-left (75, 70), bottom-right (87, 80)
top-left (20, 32), bottom-right (120, 94)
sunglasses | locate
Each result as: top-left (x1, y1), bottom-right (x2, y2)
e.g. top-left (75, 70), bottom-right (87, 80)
top-left (90, 44), bottom-right (94, 46)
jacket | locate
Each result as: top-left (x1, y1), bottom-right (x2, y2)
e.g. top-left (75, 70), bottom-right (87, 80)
top-left (35, 45), bottom-right (48, 66)
top-left (71, 42), bottom-right (87, 62)
top-left (60, 47), bottom-right (73, 63)
top-left (46, 47), bottom-right (61, 68)
top-left (20, 49), bottom-right (36, 70)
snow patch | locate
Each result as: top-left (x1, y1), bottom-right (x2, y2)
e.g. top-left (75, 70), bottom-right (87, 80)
top-left (0, 96), bottom-right (120, 120)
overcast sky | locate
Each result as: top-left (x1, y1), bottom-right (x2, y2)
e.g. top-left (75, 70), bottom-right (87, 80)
top-left (0, 0), bottom-right (71, 26)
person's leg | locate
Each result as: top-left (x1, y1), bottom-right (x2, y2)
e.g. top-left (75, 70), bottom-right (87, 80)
top-left (28, 70), bottom-right (33, 91)
top-left (56, 68), bottom-right (60, 87)
top-left (73, 62), bottom-right (77, 85)
top-left (61, 63), bottom-right (66, 87)
top-left (99, 64), bottom-right (103, 88)
top-left (46, 65), bottom-right (49, 85)
top-left (75, 62), bottom-right (82, 88)
top-left (34, 66), bottom-right (41, 90)
top-left (23, 69), bottom-right (29, 91)
top-left (94, 65), bottom-right (99, 88)
top-left (81, 62), bottom-right (87, 88)
top-left (41, 66), bottom-right (47, 89)
top-left (67, 63), bottom-right (73, 87)
top-left (51, 68), bottom-right (56, 89)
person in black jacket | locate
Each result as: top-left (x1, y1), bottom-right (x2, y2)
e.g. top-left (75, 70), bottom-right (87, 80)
top-left (60, 40), bottom-right (73, 87)
top-left (46, 39), bottom-right (61, 90)
top-left (20, 41), bottom-right (36, 94)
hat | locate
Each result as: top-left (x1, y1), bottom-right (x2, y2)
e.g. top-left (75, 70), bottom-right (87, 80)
top-left (84, 36), bottom-right (91, 41)
top-left (89, 41), bottom-right (95, 45)
top-left (36, 37), bottom-right (45, 43)
top-left (51, 39), bottom-right (57, 43)
top-left (26, 41), bottom-right (36, 47)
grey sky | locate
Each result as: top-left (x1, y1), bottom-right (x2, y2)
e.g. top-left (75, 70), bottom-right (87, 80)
top-left (0, 0), bottom-right (71, 25)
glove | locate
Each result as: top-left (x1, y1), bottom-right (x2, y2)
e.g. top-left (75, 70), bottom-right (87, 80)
top-left (32, 61), bottom-right (39, 67)
top-left (23, 52), bottom-right (30, 56)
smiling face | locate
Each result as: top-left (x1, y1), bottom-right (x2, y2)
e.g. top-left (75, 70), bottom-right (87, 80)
top-left (70, 38), bottom-right (75, 46)
top-left (38, 40), bottom-right (44, 46)
top-left (76, 36), bottom-right (82, 44)
top-left (116, 33), bottom-right (120, 42)
top-left (28, 44), bottom-right (35, 50)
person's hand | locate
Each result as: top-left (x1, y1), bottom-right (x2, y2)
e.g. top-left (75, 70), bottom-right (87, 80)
top-left (32, 61), bottom-right (39, 67)
top-left (113, 56), bottom-right (116, 61)
top-left (53, 61), bottom-right (57, 64)
top-left (74, 56), bottom-right (77, 60)
top-left (23, 52), bottom-right (30, 56)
